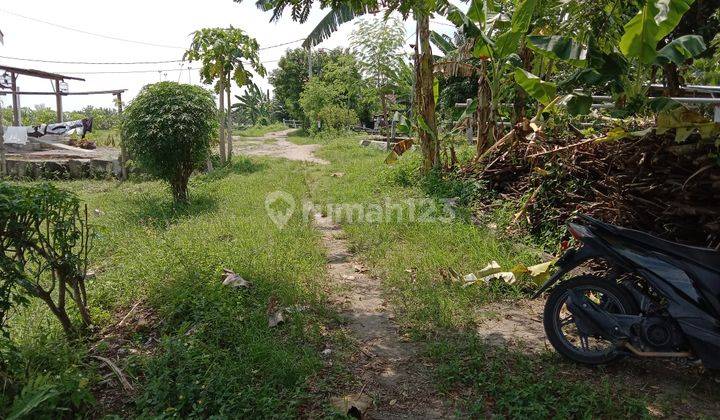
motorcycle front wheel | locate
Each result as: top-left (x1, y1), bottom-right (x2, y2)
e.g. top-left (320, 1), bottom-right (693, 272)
top-left (543, 275), bottom-right (636, 365)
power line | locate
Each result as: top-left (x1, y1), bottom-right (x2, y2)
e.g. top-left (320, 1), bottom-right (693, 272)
top-left (60, 58), bottom-right (281, 75)
top-left (0, 55), bottom-right (183, 65)
top-left (259, 39), bottom-right (304, 50)
top-left (0, 8), bottom-right (186, 50)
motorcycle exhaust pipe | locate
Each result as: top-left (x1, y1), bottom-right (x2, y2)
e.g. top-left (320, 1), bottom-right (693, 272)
top-left (622, 342), bottom-right (692, 358)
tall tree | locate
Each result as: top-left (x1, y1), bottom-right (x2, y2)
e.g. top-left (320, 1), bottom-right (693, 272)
top-left (185, 27), bottom-right (265, 164)
top-left (350, 16), bottom-right (406, 127)
top-left (243, 0), bottom-right (444, 172)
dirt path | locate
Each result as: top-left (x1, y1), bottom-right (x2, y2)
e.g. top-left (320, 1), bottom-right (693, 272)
top-left (314, 213), bottom-right (452, 419)
top-left (237, 129), bottom-right (449, 417)
top-left (234, 129), bottom-right (329, 164)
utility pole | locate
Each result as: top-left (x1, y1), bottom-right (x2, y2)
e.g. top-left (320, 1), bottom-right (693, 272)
top-left (307, 46), bottom-right (312, 79)
top-left (115, 92), bottom-right (128, 180)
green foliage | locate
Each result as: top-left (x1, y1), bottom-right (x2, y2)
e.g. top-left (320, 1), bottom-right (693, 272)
top-left (269, 47), bottom-right (363, 124)
top-left (350, 16), bottom-right (406, 90)
top-left (121, 82), bottom-right (217, 202)
top-left (514, 68), bottom-right (557, 105)
top-left (299, 52), bottom-right (373, 131)
top-left (184, 27), bottom-right (266, 89)
top-left (232, 83), bottom-right (274, 125)
top-left (0, 182), bottom-right (92, 339)
top-left (620, 0), bottom-right (695, 64)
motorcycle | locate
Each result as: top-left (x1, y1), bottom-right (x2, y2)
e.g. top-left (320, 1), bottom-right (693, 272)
top-left (533, 215), bottom-right (720, 368)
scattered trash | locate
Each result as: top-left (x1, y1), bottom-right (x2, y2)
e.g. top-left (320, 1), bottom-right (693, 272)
top-left (353, 264), bottom-right (367, 273)
top-left (331, 393), bottom-right (372, 419)
top-left (331, 172), bottom-right (345, 177)
top-left (341, 274), bottom-right (356, 281)
top-left (460, 260), bottom-right (556, 288)
top-left (267, 296), bottom-right (285, 328)
top-left (284, 304), bottom-right (309, 314)
top-left (94, 208), bottom-right (105, 216)
top-left (221, 269), bottom-right (251, 288)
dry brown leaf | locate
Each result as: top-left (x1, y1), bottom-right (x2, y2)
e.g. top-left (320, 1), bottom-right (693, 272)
top-left (331, 393), bottom-right (372, 419)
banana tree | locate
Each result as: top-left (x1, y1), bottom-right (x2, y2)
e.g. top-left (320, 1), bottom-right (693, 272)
top-left (233, 83), bottom-right (273, 125)
top-left (436, 0), bottom-right (557, 156)
top-left (247, 0), bottom-right (448, 172)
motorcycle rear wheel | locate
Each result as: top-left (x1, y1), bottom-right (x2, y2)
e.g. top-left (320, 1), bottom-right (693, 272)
top-left (543, 275), bottom-right (636, 365)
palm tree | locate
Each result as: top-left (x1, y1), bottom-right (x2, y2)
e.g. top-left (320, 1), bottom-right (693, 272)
top-left (185, 27), bottom-right (266, 164)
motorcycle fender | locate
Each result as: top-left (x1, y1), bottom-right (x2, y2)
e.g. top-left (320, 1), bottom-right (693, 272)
top-left (531, 245), bottom-right (600, 299)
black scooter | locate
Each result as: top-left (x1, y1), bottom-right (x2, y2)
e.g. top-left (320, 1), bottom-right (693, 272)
top-left (534, 215), bottom-right (720, 368)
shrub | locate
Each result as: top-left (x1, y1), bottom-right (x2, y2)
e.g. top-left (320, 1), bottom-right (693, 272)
top-left (0, 183), bottom-right (93, 339)
top-left (121, 82), bottom-right (217, 202)
top-left (316, 104), bottom-right (358, 131)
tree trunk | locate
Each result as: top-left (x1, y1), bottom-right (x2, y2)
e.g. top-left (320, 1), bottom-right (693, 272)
top-left (171, 174), bottom-right (190, 203)
top-left (476, 61), bottom-right (491, 157)
top-left (226, 85), bottom-right (233, 163)
top-left (663, 63), bottom-right (682, 96)
top-left (513, 45), bottom-right (533, 123)
top-left (415, 14), bottom-right (439, 173)
top-left (218, 76), bottom-right (227, 164)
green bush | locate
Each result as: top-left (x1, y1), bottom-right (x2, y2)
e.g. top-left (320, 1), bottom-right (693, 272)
top-left (316, 104), bottom-right (358, 131)
top-left (121, 82), bottom-right (217, 202)
top-left (0, 182), bottom-right (93, 339)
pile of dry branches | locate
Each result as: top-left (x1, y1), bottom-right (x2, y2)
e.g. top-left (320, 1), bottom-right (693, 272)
top-left (462, 121), bottom-right (720, 247)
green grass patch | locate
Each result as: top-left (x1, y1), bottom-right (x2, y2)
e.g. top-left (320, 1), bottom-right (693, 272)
top-left (233, 123), bottom-right (287, 137)
top-left (2, 156), bottom-right (341, 417)
top-left (301, 134), bottom-right (652, 416)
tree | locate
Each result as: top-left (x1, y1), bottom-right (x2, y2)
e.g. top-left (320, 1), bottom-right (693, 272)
top-left (233, 83), bottom-right (274, 125)
top-left (121, 82), bottom-right (218, 203)
top-left (350, 16), bottom-right (406, 127)
top-left (269, 47), bottom-right (353, 125)
top-left (299, 52), bottom-right (372, 130)
top-left (185, 27), bottom-right (266, 164)
top-left (243, 0), bottom-right (444, 172)
top-left (0, 183), bottom-right (93, 339)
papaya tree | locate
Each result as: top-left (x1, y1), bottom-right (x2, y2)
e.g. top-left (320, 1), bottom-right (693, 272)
top-left (185, 27), bottom-right (266, 164)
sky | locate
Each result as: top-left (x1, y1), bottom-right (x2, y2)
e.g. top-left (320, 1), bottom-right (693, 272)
top-left (0, 0), bottom-right (459, 113)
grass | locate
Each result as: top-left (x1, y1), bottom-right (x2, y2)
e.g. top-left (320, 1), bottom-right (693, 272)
top-left (1, 156), bottom-right (344, 417)
top-left (233, 123), bottom-right (287, 137)
top-left (299, 135), bottom-right (655, 417)
top-left (4, 131), bottom-right (697, 417)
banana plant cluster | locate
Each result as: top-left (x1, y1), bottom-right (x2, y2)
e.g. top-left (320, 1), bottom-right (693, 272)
top-left (437, 0), bottom-right (708, 157)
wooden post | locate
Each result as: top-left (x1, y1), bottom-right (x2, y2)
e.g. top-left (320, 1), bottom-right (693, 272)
top-left (11, 73), bottom-right (19, 126)
top-left (714, 104), bottom-right (720, 123)
top-left (218, 76), bottom-right (226, 164)
top-left (226, 85), bottom-right (232, 163)
top-left (0, 101), bottom-right (5, 176)
top-left (307, 47), bottom-right (312, 79)
top-left (116, 92), bottom-right (128, 180)
top-left (466, 98), bottom-right (474, 145)
top-left (55, 79), bottom-right (63, 123)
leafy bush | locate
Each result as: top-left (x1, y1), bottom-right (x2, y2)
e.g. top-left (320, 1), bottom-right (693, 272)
top-left (121, 82), bottom-right (217, 202)
top-left (316, 104), bottom-right (359, 131)
top-left (0, 182), bottom-right (93, 339)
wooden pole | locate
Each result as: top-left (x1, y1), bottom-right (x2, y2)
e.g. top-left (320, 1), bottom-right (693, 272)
top-left (307, 47), bottom-right (312, 79)
top-left (116, 92), bottom-right (128, 180)
top-left (0, 100), bottom-right (5, 176)
top-left (466, 98), bottom-right (474, 145)
top-left (55, 79), bottom-right (63, 123)
top-left (218, 76), bottom-right (226, 164)
top-left (11, 73), bottom-right (19, 126)
top-left (226, 84), bottom-right (232, 163)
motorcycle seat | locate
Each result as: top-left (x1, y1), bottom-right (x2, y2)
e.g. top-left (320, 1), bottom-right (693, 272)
top-left (579, 215), bottom-right (720, 270)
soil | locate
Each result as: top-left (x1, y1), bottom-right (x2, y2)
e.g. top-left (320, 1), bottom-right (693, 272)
top-left (234, 130), bottom-right (329, 164)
